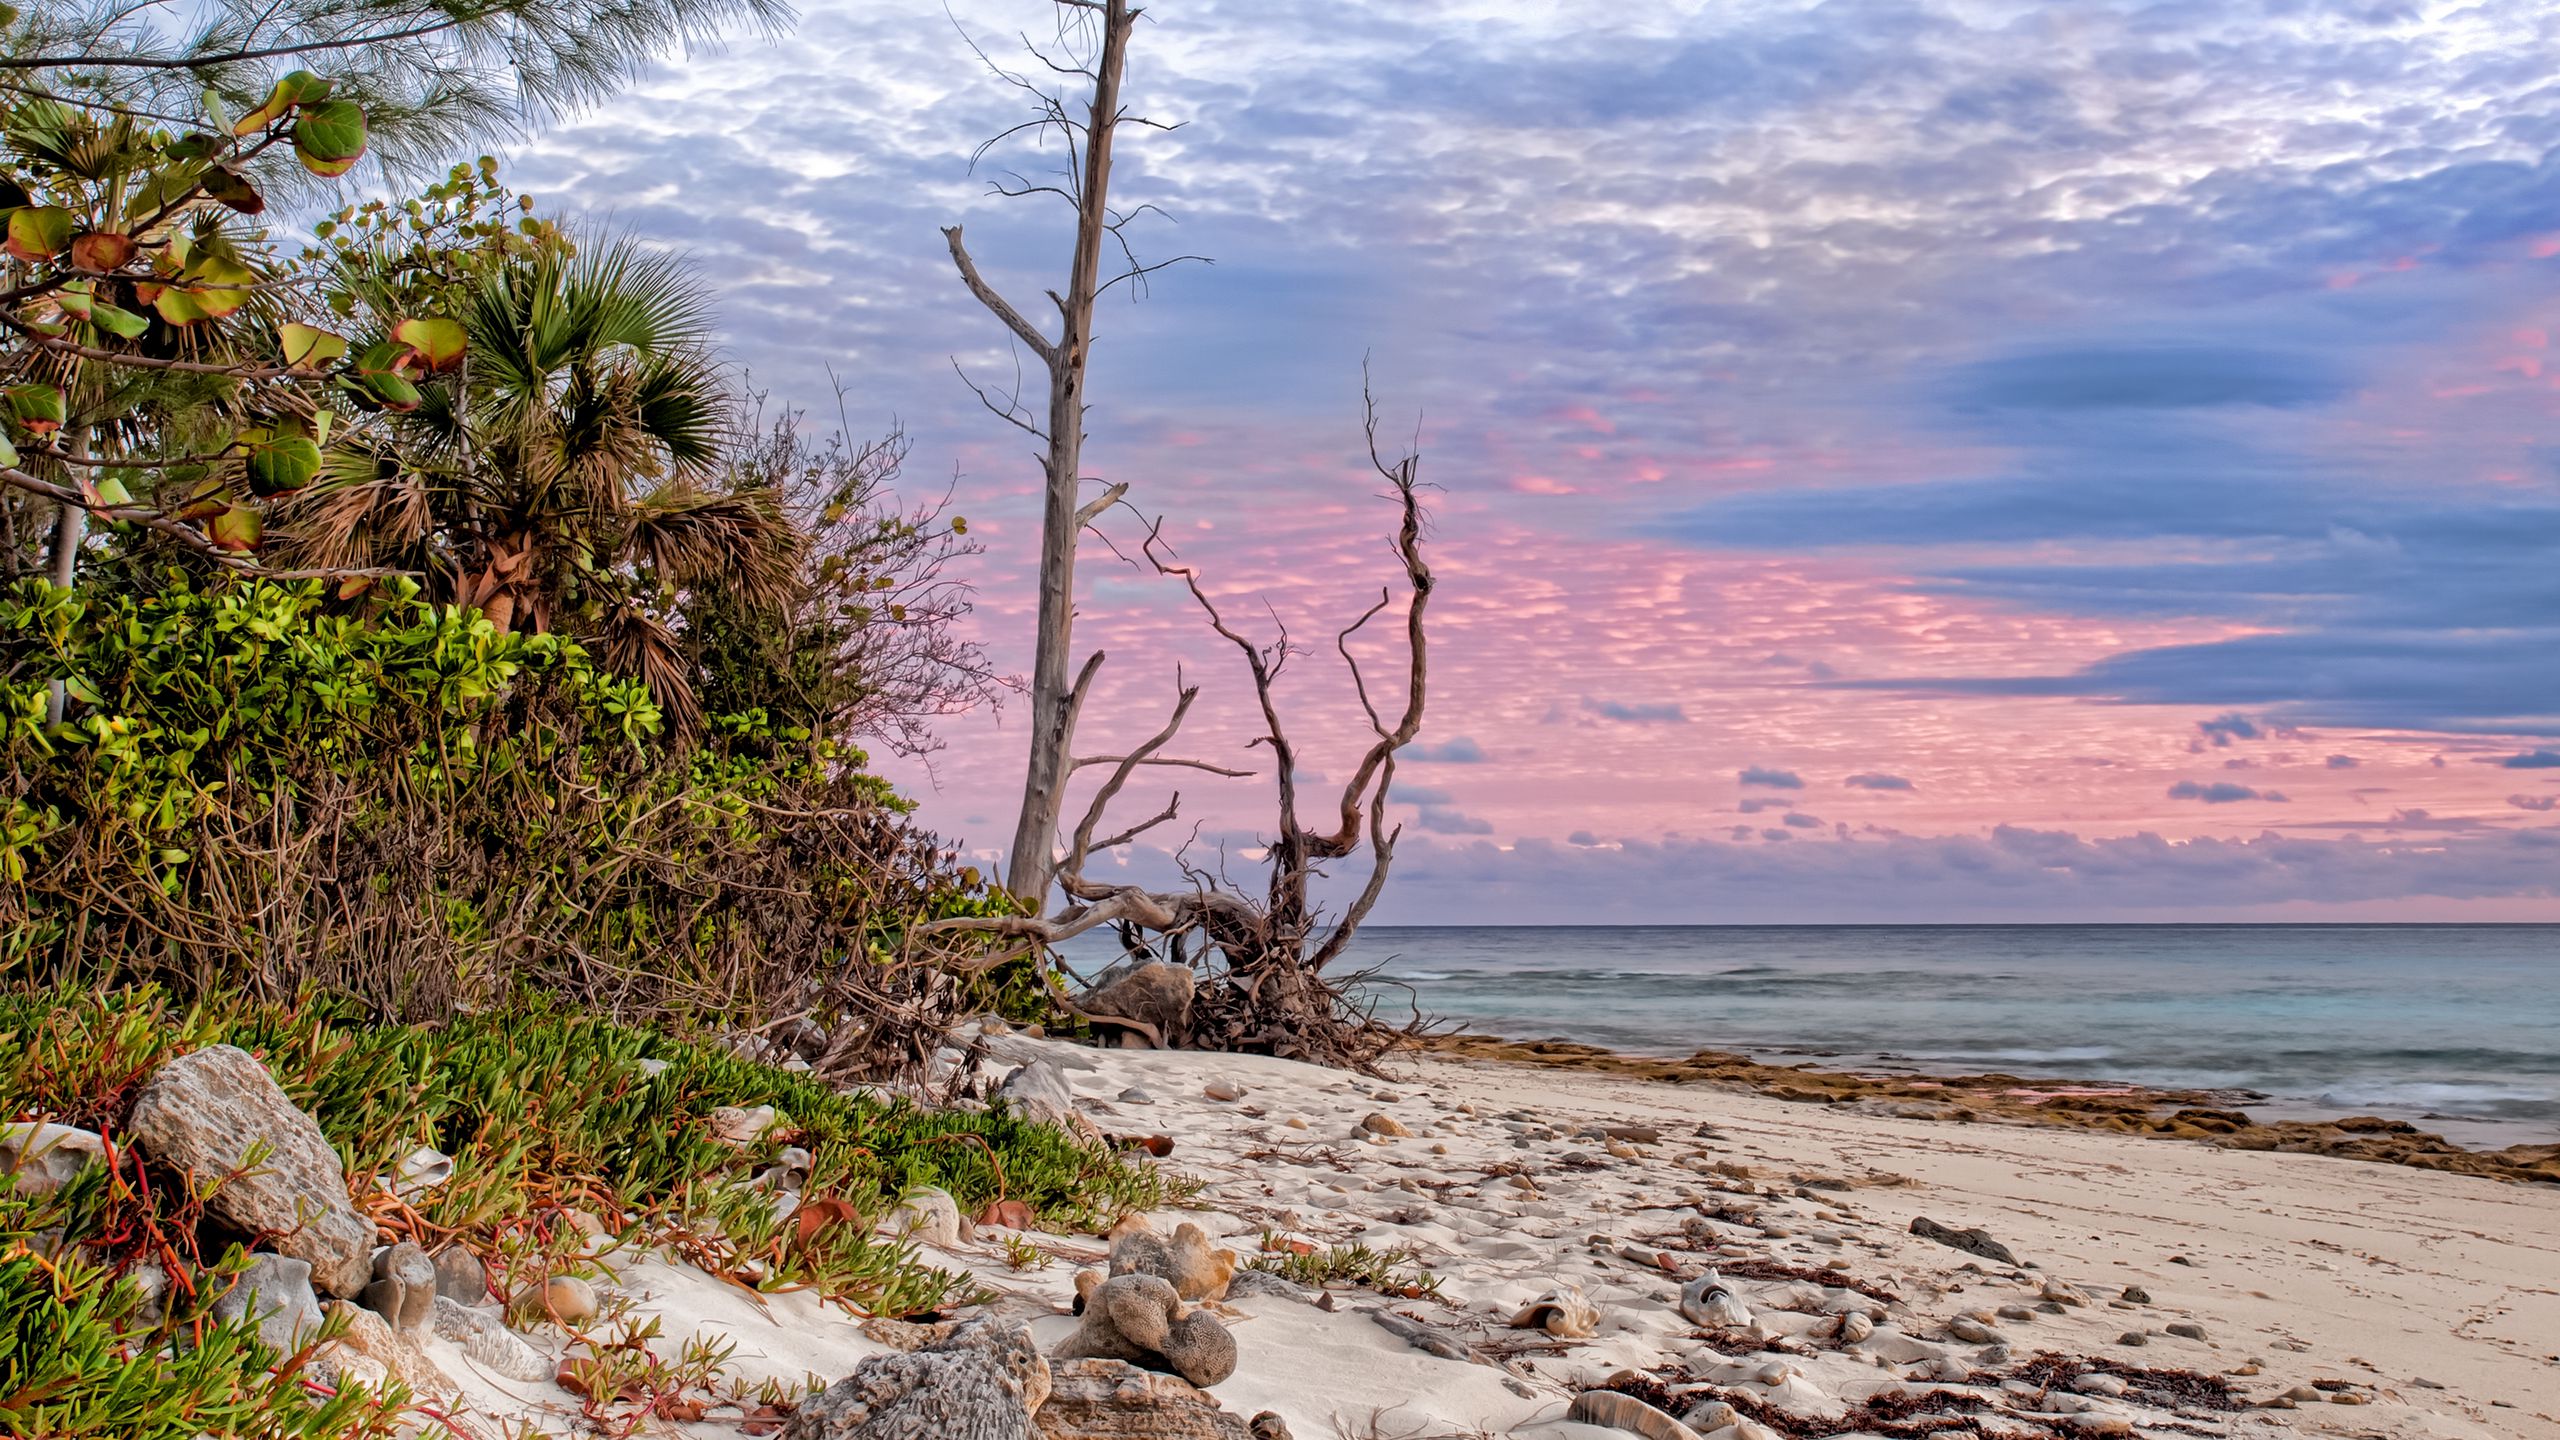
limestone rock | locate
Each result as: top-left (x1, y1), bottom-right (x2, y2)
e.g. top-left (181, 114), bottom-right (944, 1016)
top-left (1035, 1358), bottom-right (1249, 1439)
top-left (1908, 1216), bottom-right (2019, 1266)
top-left (1078, 963), bottom-right (1194, 1048)
top-left (1247, 1416), bottom-right (1291, 1440)
top-left (883, 1186), bottom-right (964, 1249)
top-left (1566, 1391), bottom-right (1700, 1439)
top-left (1508, 1284), bottom-right (1599, 1339)
top-left (1056, 1272), bottom-right (1238, 1388)
top-left (361, 1241), bottom-right (436, 1333)
top-left (785, 1318), bottom-right (1049, 1440)
top-left (1947, 1315), bottom-right (2001, 1344)
top-left (1677, 1272), bottom-right (1752, 1329)
top-left (0, 1121), bottom-right (105, 1197)
top-left (430, 1296), bottom-right (551, 1381)
top-left (432, 1246), bottom-right (490, 1305)
top-left (211, 1253), bottom-right (323, 1353)
top-left (1679, 1400), bottom-right (1737, 1432)
top-left (997, 1062), bottom-right (1080, 1130)
top-left (1357, 1113), bottom-right (1411, 1138)
top-left (1223, 1269), bottom-right (1313, 1307)
top-left (1107, 1216), bottom-right (1240, 1301)
top-left (861, 1317), bottom-right (957, 1352)
top-left (126, 1046), bottom-right (374, 1296)
top-left (321, 1299), bottom-right (457, 1396)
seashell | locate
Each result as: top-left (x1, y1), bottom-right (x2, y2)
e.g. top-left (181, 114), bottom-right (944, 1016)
top-left (1836, 1310), bottom-right (1876, 1344)
top-left (1679, 1270), bottom-right (1754, 1329)
top-left (1508, 1284), bottom-right (1600, 1338)
top-left (393, 1146), bottom-right (451, 1196)
top-left (1565, 1390), bottom-right (1701, 1439)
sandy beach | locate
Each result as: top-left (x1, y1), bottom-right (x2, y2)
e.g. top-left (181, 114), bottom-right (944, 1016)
top-left (402, 1030), bottom-right (2560, 1440)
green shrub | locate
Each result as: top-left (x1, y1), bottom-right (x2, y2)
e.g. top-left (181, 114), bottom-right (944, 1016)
top-left (0, 575), bottom-right (1038, 1056)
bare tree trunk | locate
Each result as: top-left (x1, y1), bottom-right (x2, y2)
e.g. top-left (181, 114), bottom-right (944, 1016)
top-left (946, 0), bottom-right (1143, 904)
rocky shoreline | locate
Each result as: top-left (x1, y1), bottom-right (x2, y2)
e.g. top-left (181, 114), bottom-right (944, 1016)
top-left (15, 1019), bottom-right (2558, 1439)
top-left (1423, 1033), bottom-right (2560, 1186)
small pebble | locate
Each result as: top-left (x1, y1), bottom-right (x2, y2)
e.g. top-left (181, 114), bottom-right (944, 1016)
top-left (1204, 1078), bottom-right (1246, 1101)
top-left (2120, 1285), bottom-right (2151, 1303)
top-left (1118, 1088), bottom-right (1153, 1105)
top-left (2167, 1321), bottom-right (2207, 1340)
top-left (2115, 1330), bottom-right (2148, 1347)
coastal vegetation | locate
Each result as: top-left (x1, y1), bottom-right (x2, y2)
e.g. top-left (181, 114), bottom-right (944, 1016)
top-left (0, 0), bottom-right (1203, 1433)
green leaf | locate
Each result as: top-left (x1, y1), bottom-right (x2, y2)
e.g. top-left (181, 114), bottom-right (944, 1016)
top-left (279, 322), bottom-right (347, 371)
top-left (88, 301), bottom-right (148, 339)
top-left (8, 384), bottom-right (64, 435)
top-left (92, 473), bottom-right (131, 505)
top-left (231, 70), bottom-right (327, 135)
top-left (154, 253), bottom-right (258, 324)
top-left (392, 315), bottom-right (467, 371)
top-left (0, 434), bottom-right (17, 469)
top-left (291, 101), bottom-right (367, 177)
top-left (199, 165), bottom-right (264, 215)
top-left (4, 205), bottom-right (75, 262)
top-left (246, 436), bottom-right (322, 496)
top-left (149, 285), bottom-right (212, 327)
top-left (207, 503), bottom-right (262, 552)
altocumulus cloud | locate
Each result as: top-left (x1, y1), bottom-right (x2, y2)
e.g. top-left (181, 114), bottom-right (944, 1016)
top-left (1406, 737), bottom-right (1486, 764)
top-left (1582, 696), bottom-right (1687, 724)
top-left (1845, 772), bottom-right (1915, 791)
top-left (1093, 825), bottom-right (2560, 923)
top-left (2168, 780), bottom-right (2286, 804)
top-left (1739, 767), bottom-right (1805, 790)
top-left (1356, 826), bottom-right (2560, 924)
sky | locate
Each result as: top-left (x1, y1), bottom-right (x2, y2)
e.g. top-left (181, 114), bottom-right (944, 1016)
top-left (509, 0), bottom-right (2560, 922)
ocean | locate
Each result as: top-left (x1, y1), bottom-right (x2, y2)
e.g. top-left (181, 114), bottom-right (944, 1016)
top-left (1309, 924), bottom-right (2560, 1147)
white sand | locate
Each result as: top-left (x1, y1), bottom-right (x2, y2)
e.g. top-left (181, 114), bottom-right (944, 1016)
top-left (405, 1034), bottom-right (2560, 1440)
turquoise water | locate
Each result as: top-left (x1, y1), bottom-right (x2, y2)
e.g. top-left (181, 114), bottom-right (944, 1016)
top-left (1322, 924), bottom-right (2560, 1144)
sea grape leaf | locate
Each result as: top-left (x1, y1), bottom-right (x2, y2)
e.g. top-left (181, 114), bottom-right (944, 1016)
top-left (245, 436), bottom-right (322, 496)
top-left (291, 101), bottom-right (367, 177)
top-left (279, 322), bottom-right (347, 371)
top-left (199, 166), bottom-right (264, 215)
top-left (87, 301), bottom-right (148, 339)
top-left (68, 231), bottom-right (135, 271)
top-left (207, 502), bottom-right (262, 551)
top-left (4, 205), bottom-right (75, 261)
top-left (8, 385), bottom-right (64, 435)
top-left (391, 316), bottom-right (465, 371)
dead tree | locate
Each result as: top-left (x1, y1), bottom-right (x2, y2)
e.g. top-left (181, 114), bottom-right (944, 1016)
top-left (924, 389), bottom-right (1436, 1072)
top-left (942, 0), bottom-right (1200, 903)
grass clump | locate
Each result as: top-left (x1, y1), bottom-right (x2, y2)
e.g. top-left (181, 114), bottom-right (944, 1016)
top-left (1249, 1235), bottom-right (1442, 1299)
top-left (0, 984), bottom-right (1188, 1437)
top-left (0, 1173), bottom-right (411, 1440)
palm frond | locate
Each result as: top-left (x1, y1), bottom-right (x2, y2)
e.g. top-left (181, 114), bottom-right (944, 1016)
top-left (590, 597), bottom-right (703, 733)
top-left (626, 482), bottom-right (797, 612)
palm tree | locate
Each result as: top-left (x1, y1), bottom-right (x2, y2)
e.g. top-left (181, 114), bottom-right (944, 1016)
top-left (285, 234), bottom-right (797, 729)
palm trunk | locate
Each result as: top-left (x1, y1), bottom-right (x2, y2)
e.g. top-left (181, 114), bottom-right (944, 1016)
top-left (43, 429), bottom-right (90, 726)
